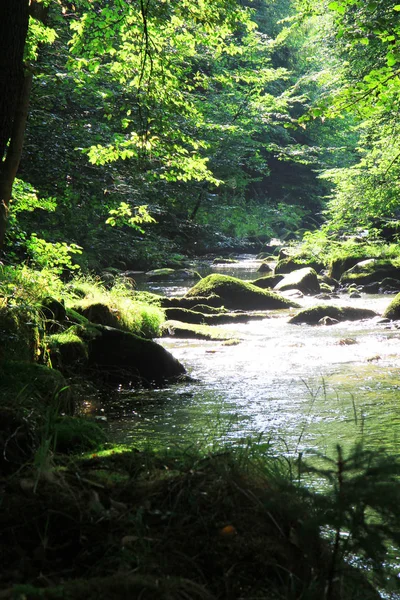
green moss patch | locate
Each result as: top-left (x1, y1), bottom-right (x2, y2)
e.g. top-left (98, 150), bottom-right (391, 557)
top-left (340, 259), bottom-right (400, 286)
top-left (53, 416), bottom-right (107, 454)
top-left (383, 292), bottom-right (400, 320)
top-left (0, 303), bottom-right (42, 363)
top-left (185, 274), bottom-right (300, 310)
top-left (289, 305), bottom-right (377, 325)
top-left (162, 320), bottom-right (241, 341)
top-left (47, 328), bottom-right (89, 372)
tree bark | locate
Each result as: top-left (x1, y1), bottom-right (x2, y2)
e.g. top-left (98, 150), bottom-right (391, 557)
top-left (0, 0), bottom-right (29, 162)
top-left (0, 0), bottom-right (30, 250)
top-left (0, 73), bottom-right (33, 249)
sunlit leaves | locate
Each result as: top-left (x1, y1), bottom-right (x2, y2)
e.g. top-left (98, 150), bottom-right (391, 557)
top-left (106, 202), bottom-right (156, 231)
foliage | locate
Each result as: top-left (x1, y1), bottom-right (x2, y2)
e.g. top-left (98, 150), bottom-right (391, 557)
top-left (66, 275), bottom-right (165, 338)
top-left (301, 444), bottom-right (400, 594)
top-left (301, 227), bottom-right (400, 265)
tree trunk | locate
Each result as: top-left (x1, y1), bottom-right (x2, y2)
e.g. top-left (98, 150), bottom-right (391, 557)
top-left (0, 0), bottom-right (29, 162)
top-left (0, 73), bottom-right (33, 249)
top-left (0, 0), bottom-right (30, 250)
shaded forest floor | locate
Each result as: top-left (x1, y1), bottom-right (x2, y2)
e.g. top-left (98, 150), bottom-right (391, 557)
top-left (0, 444), bottom-right (382, 600)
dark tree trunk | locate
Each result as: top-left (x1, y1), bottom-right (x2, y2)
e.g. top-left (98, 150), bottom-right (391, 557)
top-left (0, 73), bottom-right (32, 249)
top-left (0, 0), bottom-right (30, 250)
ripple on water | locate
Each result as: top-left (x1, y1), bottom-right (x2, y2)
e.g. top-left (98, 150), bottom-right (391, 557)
top-left (91, 256), bottom-right (400, 458)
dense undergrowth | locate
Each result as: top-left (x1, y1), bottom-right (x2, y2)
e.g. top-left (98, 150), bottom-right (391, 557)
top-left (1, 431), bottom-right (400, 600)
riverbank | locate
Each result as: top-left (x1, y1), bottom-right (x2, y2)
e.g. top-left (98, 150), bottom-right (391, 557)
top-left (2, 437), bottom-right (398, 600)
top-left (2, 251), bottom-right (400, 598)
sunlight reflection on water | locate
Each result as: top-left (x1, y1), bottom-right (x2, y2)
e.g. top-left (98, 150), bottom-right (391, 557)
top-left (91, 255), bottom-right (400, 460)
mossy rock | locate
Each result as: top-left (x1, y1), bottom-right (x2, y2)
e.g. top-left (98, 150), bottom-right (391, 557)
top-left (47, 327), bottom-right (89, 372)
top-left (185, 274), bottom-right (300, 310)
top-left (160, 294), bottom-right (224, 310)
top-left (162, 320), bottom-right (241, 341)
top-left (251, 274), bottom-right (284, 289)
top-left (319, 274), bottom-right (340, 290)
top-left (257, 260), bottom-right (273, 273)
top-left (275, 257), bottom-right (323, 276)
top-left (382, 292), bottom-right (400, 320)
top-left (0, 360), bottom-right (68, 399)
top-left (40, 296), bottom-right (66, 332)
top-left (146, 268), bottom-right (201, 282)
top-left (329, 254), bottom-right (371, 280)
top-left (340, 259), bottom-right (400, 286)
top-left (289, 305), bottom-right (377, 325)
top-left (274, 267), bottom-right (320, 295)
top-left (73, 302), bottom-right (120, 328)
top-left (65, 307), bottom-right (90, 326)
top-left (88, 325), bottom-right (186, 385)
top-left (164, 307), bottom-right (268, 326)
top-left (0, 304), bottom-right (42, 363)
top-left (212, 257), bottom-right (239, 264)
top-left (53, 416), bottom-right (107, 454)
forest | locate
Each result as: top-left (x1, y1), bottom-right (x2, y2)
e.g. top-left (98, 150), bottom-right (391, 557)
top-left (1, 0), bottom-right (400, 598)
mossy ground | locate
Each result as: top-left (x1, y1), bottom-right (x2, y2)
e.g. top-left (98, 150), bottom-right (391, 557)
top-left (0, 446), bottom-right (381, 600)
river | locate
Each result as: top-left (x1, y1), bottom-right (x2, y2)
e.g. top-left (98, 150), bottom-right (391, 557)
top-left (89, 255), bottom-right (400, 462)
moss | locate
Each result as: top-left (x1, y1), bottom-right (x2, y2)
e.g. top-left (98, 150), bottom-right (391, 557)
top-left (251, 274), bottom-right (284, 289)
top-left (0, 361), bottom-right (69, 406)
top-left (162, 320), bottom-right (241, 341)
top-left (146, 268), bottom-right (201, 282)
top-left (212, 257), bottom-right (239, 264)
top-left (160, 294), bottom-right (224, 309)
top-left (53, 416), bottom-right (107, 453)
top-left (340, 259), bottom-right (400, 285)
top-left (0, 303), bottom-right (42, 363)
top-left (185, 274), bottom-right (300, 310)
top-left (289, 305), bottom-right (377, 325)
top-left (47, 328), bottom-right (89, 372)
top-left (65, 307), bottom-right (90, 326)
top-left (164, 307), bottom-right (268, 326)
top-left (382, 292), bottom-right (400, 320)
top-left (275, 256), bottom-right (323, 275)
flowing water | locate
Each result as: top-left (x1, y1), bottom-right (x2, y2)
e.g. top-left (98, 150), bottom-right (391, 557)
top-left (87, 256), bottom-right (400, 461)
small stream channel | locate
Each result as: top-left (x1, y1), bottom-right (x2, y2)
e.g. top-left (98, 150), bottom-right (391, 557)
top-left (86, 255), bottom-right (400, 462)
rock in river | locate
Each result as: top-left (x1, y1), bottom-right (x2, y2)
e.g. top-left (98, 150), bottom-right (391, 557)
top-left (185, 274), bottom-right (300, 310)
top-left (289, 305), bottom-right (377, 325)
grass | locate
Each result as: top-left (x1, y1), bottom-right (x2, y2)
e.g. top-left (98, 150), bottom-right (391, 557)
top-left (2, 438), bottom-right (396, 599)
top-left (66, 275), bottom-right (165, 338)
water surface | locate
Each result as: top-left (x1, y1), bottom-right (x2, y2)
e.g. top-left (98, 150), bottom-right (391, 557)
top-left (89, 256), bottom-right (400, 459)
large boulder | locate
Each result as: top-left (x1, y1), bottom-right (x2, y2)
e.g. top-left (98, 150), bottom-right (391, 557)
top-left (274, 267), bottom-right (320, 295)
top-left (289, 305), bottom-right (377, 325)
top-left (382, 293), bottom-right (400, 320)
top-left (185, 274), bottom-right (300, 310)
top-left (340, 259), bottom-right (400, 286)
top-left (88, 325), bottom-right (186, 385)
